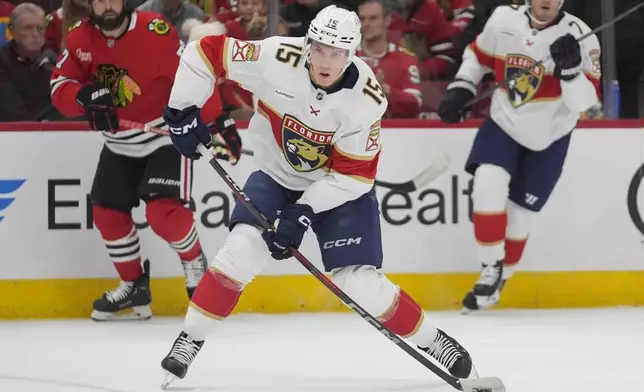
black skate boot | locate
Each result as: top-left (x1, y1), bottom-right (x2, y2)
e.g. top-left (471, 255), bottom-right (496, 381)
top-left (420, 328), bottom-right (473, 378)
top-left (91, 260), bottom-right (152, 321)
top-left (461, 260), bottom-right (505, 314)
top-left (181, 252), bottom-right (208, 299)
top-left (161, 331), bottom-right (205, 388)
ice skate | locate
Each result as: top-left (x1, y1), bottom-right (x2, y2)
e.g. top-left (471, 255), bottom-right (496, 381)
top-left (181, 252), bottom-right (208, 299)
top-left (160, 331), bottom-right (205, 388)
top-left (462, 261), bottom-right (507, 314)
top-left (91, 260), bottom-right (152, 321)
top-left (420, 328), bottom-right (473, 378)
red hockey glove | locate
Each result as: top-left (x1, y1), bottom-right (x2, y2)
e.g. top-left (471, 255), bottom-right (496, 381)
top-left (209, 114), bottom-right (242, 165)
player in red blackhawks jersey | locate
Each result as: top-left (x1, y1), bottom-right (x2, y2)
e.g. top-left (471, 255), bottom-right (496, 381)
top-left (389, 0), bottom-right (461, 79)
top-left (437, 0), bottom-right (601, 313)
top-left (157, 5), bottom-right (477, 386)
top-left (50, 0), bottom-right (243, 321)
top-left (356, 0), bottom-right (422, 118)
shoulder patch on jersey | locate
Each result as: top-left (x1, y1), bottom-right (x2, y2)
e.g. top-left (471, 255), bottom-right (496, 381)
top-left (68, 20), bottom-right (82, 31)
top-left (365, 120), bottom-right (381, 152)
top-left (232, 40), bottom-right (261, 62)
top-left (148, 18), bottom-right (170, 35)
top-left (45, 13), bottom-right (53, 26)
top-left (589, 48), bottom-right (601, 74)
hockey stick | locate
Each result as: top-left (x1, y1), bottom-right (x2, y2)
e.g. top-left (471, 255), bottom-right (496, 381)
top-left (463, 1), bottom-right (644, 108)
top-left (119, 119), bottom-right (451, 193)
top-left (191, 141), bottom-right (505, 392)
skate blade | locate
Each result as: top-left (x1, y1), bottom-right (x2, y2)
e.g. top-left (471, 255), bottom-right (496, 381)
top-left (160, 372), bottom-right (178, 390)
top-left (459, 376), bottom-right (506, 392)
top-left (461, 306), bottom-right (476, 315)
top-left (91, 305), bottom-right (153, 322)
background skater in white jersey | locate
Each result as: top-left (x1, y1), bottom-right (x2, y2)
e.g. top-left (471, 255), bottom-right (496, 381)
top-left (438, 0), bottom-right (601, 313)
top-left (159, 5), bottom-right (478, 386)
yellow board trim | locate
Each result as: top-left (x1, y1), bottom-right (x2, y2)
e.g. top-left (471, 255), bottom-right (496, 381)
top-left (2, 271), bottom-right (644, 319)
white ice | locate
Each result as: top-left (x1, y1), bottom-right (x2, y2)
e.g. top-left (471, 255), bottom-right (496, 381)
top-left (1, 308), bottom-right (643, 392)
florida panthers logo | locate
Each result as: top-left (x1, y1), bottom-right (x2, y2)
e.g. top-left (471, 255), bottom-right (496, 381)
top-left (504, 54), bottom-right (543, 108)
top-left (281, 115), bottom-right (333, 172)
top-left (94, 64), bottom-right (142, 108)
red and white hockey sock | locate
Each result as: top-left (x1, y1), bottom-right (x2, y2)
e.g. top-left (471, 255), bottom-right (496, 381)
top-left (379, 290), bottom-right (437, 346)
top-left (473, 211), bottom-right (507, 263)
top-left (472, 164), bottom-right (512, 264)
top-left (184, 269), bottom-right (243, 339)
top-left (503, 201), bottom-right (533, 278)
top-left (146, 199), bottom-right (203, 262)
top-left (93, 205), bottom-right (143, 282)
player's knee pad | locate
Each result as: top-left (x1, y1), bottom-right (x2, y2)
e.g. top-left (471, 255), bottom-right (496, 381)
top-left (473, 164), bottom-right (511, 212)
top-left (331, 265), bottom-right (399, 318)
top-left (211, 223), bottom-right (271, 287)
top-left (92, 205), bottom-right (134, 240)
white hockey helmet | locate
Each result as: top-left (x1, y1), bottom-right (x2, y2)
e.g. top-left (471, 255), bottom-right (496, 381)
top-left (524, 0), bottom-right (565, 25)
top-left (305, 5), bottom-right (362, 72)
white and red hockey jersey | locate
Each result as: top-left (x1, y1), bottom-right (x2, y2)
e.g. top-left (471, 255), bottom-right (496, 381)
top-left (455, 5), bottom-right (601, 150)
top-left (169, 35), bottom-right (386, 213)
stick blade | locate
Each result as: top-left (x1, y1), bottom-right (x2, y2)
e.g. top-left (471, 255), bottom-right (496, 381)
top-left (411, 152), bottom-right (451, 190)
top-left (459, 376), bottom-right (506, 392)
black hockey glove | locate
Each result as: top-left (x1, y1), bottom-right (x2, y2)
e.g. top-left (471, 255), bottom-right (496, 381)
top-left (262, 203), bottom-right (315, 260)
top-left (209, 114), bottom-right (243, 165)
top-left (438, 79), bottom-right (476, 124)
top-left (163, 105), bottom-right (212, 160)
top-left (550, 33), bottom-right (581, 81)
top-left (76, 81), bottom-right (119, 133)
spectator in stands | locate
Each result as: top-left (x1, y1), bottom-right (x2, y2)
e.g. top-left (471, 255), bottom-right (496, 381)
top-left (11, 0), bottom-right (58, 14)
top-left (281, 0), bottom-right (330, 37)
top-left (0, 0), bottom-right (15, 46)
top-left (458, 0), bottom-right (518, 55)
top-left (438, 0), bottom-right (474, 32)
top-left (389, 0), bottom-right (460, 80)
top-left (564, 0), bottom-right (644, 119)
top-left (44, 0), bottom-right (89, 54)
top-left (357, 0), bottom-right (422, 118)
top-left (224, 0), bottom-right (287, 39)
top-left (138, 0), bottom-right (205, 42)
top-left (0, 3), bottom-right (59, 121)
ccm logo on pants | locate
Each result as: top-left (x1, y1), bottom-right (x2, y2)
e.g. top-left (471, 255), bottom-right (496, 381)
top-left (323, 237), bottom-right (362, 249)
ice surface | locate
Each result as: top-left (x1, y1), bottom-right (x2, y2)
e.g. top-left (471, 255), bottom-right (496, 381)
top-left (0, 308), bottom-right (643, 392)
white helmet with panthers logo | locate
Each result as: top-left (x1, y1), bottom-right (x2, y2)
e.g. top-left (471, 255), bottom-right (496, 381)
top-left (305, 5), bottom-right (362, 72)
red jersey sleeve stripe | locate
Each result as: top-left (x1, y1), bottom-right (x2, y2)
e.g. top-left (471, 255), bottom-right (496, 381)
top-left (196, 36), bottom-right (230, 79)
top-left (469, 41), bottom-right (495, 69)
top-left (257, 99), bottom-right (284, 146)
top-left (328, 146), bottom-right (379, 184)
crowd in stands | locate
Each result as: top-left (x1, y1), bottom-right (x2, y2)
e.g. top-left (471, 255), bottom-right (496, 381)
top-left (0, 0), bottom-right (642, 122)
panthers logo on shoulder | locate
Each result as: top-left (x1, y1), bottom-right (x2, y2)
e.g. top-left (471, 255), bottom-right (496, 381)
top-left (504, 54), bottom-right (543, 108)
top-left (148, 18), bottom-right (170, 35)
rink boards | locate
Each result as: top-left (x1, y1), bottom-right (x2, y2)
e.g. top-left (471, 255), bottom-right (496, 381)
top-left (1, 120), bottom-right (643, 319)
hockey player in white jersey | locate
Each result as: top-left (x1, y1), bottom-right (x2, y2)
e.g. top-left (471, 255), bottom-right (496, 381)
top-left (437, 0), bottom-right (601, 313)
top-left (159, 5), bottom-right (476, 385)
